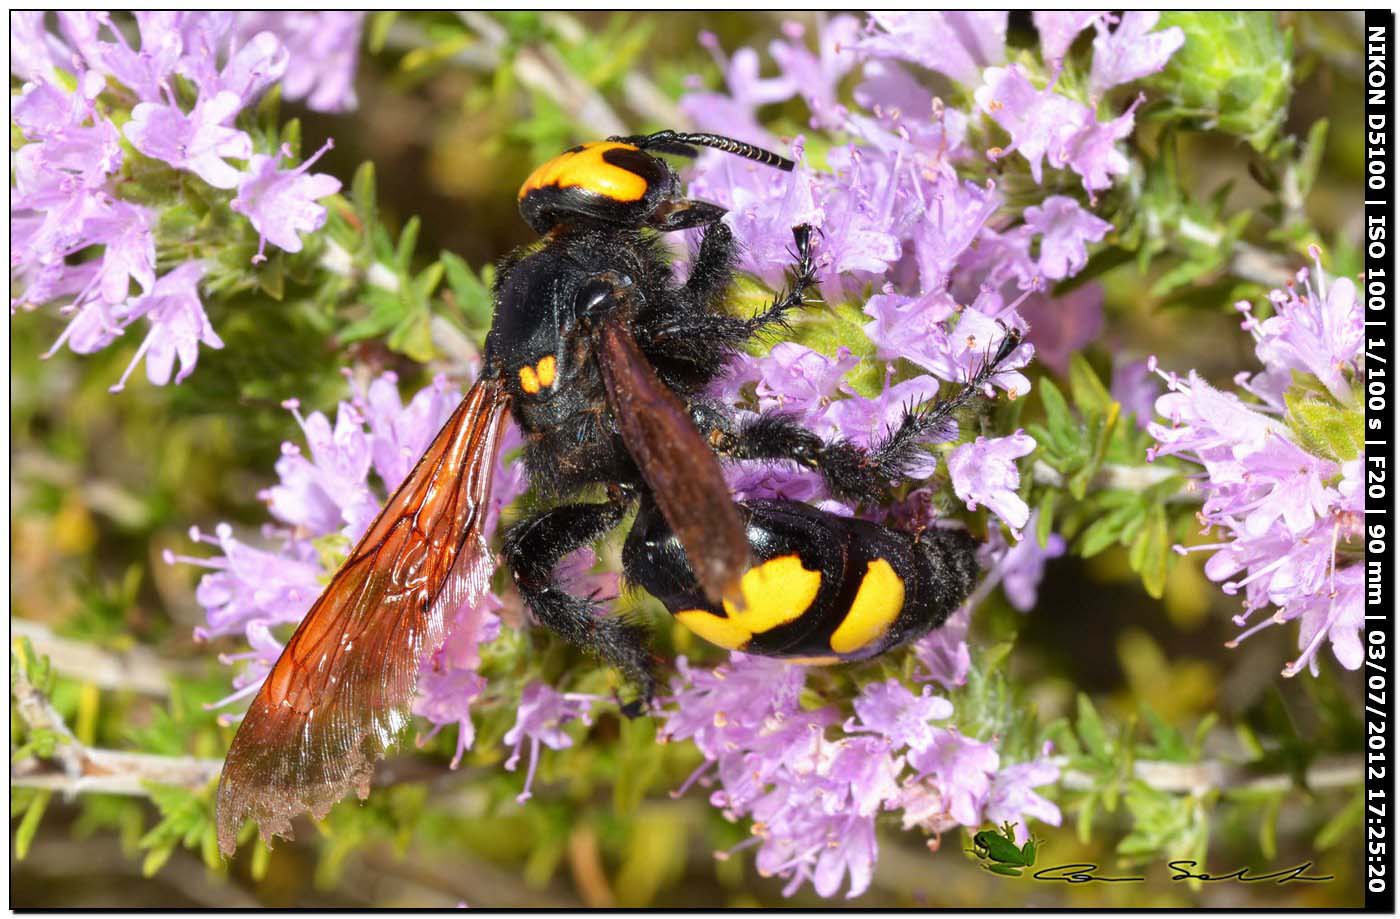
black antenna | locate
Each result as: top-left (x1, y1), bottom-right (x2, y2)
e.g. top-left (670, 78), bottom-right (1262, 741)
top-left (608, 130), bottom-right (796, 172)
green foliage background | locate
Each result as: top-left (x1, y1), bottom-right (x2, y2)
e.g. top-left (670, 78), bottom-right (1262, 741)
top-left (11, 11), bottom-right (1368, 907)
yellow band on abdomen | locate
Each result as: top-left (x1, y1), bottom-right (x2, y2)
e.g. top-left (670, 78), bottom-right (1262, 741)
top-left (829, 559), bottom-right (905, 655)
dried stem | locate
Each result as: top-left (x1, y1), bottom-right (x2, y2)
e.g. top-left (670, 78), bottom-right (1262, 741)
top-left (1055, 753), bottom-right (1360, 796)
top-left (12, 649), bottom-right (221, 797)
top-left (12, 619), bottom-right (185, 696)
top-left (1031, 459), bottom-right (1199, 503)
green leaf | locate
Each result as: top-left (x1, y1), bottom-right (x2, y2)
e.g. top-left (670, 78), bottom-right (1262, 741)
top-left (1315, 788), bottom-right (1364, 850)
top-left (388, 309), bottom-right (436, 363)
top-left (367, 12), bottom-right (399, 53)
top-left (1075, 794), bottom-right (1097, 844)
top-left (339, 289), bottom-right (407, 343)
top-left (1038, 378), bottom-right (1075, 442)
top-left (14, 789), bottom-right (52, 860)
top-left (1129, 503), bottom-right (1170, 599)
top-left (1076, 693), bottom-right (1109, 759)
top-left (1286, 390), bottom-right (1363, 463)
top-left (1078, 502), bottom-right (1143, 558)
top-left (1292, 118), bottom-right (1330, 202)
top-left (1036, 491), bottom-right (1057, 547)
top-left (351, 161), bottom-right (377, 245)
top-left (1258, 792), bottom-right (1282, 860)
top-left (1067, 354), bottom-right (1112, 416)
top-left (1147, 12), bottom-right (1293, 154)
top-left (440, 250), bottom-right (494, 330)
top-left (394, 216), bottom-right (421, 271)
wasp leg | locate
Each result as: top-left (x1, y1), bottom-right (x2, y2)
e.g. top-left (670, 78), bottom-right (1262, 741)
top-left (502, 501), bottom-right (658, 709)
top-left (646, 198), bottom-right (728, 233)
top-left (737, 224), bottom-right (819, 338)
top-left (682, 219), bottom-right (739, 311)
top-left (641, 225), bottom-right (818, 362)
top-left (719, 330), bottom-right (1025, 504)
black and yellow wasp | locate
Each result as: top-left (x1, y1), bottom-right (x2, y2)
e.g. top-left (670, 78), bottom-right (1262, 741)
top-left (215, 130), bottom-right (1018, 853)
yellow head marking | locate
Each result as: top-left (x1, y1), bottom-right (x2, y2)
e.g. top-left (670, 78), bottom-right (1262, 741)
top-left (518, 142), bottom-right (648, 202)
top-left (829, 559), bottom-right (905, 654)
top-left (518, 364), bottom-right (541, 394)
top-left (675, 555), bottom-right (822, 651)
top-left (535, 354), bottom-right (556, 388)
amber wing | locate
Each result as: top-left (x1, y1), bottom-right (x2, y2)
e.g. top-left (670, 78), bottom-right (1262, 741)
top-left (593, 316), bottom-right (749, 605)
top-left (215, 377), bottom-right (511, 855)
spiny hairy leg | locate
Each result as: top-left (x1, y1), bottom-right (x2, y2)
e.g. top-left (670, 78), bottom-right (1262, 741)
top-left (718, 326), bottom-right (1025, 504)
top-left (502, 501), bottom-right (658, 709)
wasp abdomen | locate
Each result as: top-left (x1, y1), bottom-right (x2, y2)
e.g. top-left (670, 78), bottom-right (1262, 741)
top-left (623, 498), bottom-right (978, 662)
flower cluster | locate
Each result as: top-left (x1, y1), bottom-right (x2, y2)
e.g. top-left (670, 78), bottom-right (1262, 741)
top-left (10, 12), bottom-right (362, 389)
top-left (1148, 251), bottom-right (1364, 676)
top-left (660, 658), bottom-right (1060, 898)
top-left (172, 372), bottom-right (527, 751)
top-left (682, 11), bottom-right (1181, 535)
top-left (659, 11), bottom-right (1184, 895)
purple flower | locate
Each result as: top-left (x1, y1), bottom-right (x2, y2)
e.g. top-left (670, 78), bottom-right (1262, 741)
top-left (975, 65), bottom-right (1083, 184)
top-left (124, 89), bottom-right (252, 189)
top-left (911, 175), bottom-right (1002, 292)
top-left (10, 12), bottom-right (67, 82)
top-left (661, 653), bottom-right (1060, 899)
top-left (12, 13), bottom-right (360, 389)
top-left (754, 343), bottom-right (858, 418)
top-left (1088, 12), bottom-right (1186, 96)
top-left (1110, 357), bottom-right (1161, 428)
top-left (186, 28), bottom-right (290, 107)
top-left (266, 397), bottom-right (378, 539)
top-left (906, 729), bottom-right (998, 826)
top-left (1032, 11), bottom-right (1106, 67)
top-left (503, 683), bottom-right (596, 802)
top-left (412, 592), bottom-right (502, 767)
top-left (1018, 284), bottom-right (1105, 377)
top-left (857, 12), bottom-right (1007, 86)
top-left (1023, 196), bottom-right (1113, 280)
top-left (231, 140), bottom-right (342, 261)
top-left (975, 65), bottom-right (1143, 195)
top-left (682, 31), bottom-right (795, 146)
top-left (1150, 255), bottom-right (1363, 677)
top-left (993, 516), bottom-right (1067, 612)
top-left (234, 12), bottom-right (365, 112)
top-left (359, 372), bottom-right (468, 489)
top-left (948, 432), bottom-right (1037, 536)
top-left (1059, 97), bottom-right (1142, 196)
top-left (769, 17), bottom-right (862, 130)
top-left (913, 602), bottom-right (972, 689)
top-left (847, 679), bottom-right (953, 749)
top-left (91, 11), bottom-right (186, 102)
top-left (1246, 255), bottom-right (1363, 404)
top-left (173, 523), bottom-right (321, 644)
top-left (982, 746), bottom-right (1063, 840)
top-left (109, 262), bottom-right (223, 391)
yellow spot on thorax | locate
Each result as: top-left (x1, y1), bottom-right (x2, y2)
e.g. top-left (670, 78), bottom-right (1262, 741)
top-left (518, 355), bottom-right (558, 395)
top-left (675, 554), bottom-right (823, 651)
top-left (536, 354), bottom-right (556, 388)
top-left (518, 142), bottom-right (648, 202)
top-left (829, 558), bottom-right (905, 654)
